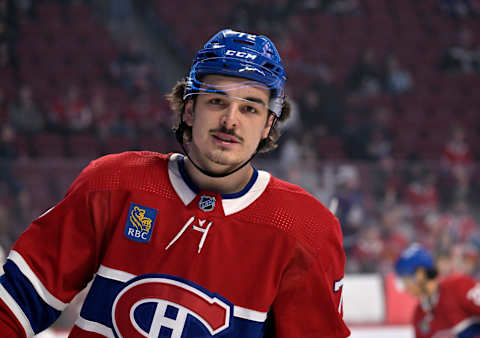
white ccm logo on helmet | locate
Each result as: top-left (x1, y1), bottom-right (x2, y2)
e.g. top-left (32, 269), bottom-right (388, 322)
top-left (225, 50), bottom-right (257, 60)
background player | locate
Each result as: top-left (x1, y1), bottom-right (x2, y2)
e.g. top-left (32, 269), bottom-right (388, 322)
top-left (0, 29), bottom-right (350, 337)
top-left (395, 243), bottom-right (480, 338)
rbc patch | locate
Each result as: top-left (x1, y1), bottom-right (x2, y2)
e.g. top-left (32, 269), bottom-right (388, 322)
top-left (124, 203), bottom-right (158, 242)
top-left (199, 195), bottom-right (216, 212)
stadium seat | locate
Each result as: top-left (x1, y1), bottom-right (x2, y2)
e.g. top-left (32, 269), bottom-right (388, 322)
top-left (67, 134), bottom-right (101, 159)
top-left (31, 133), bottom-right (66, 158)
top-left (102, 136), bottom-right (137, 155)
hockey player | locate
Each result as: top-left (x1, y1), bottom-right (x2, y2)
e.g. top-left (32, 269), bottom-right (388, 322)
top-left (395, 244), bottom-right (480, 338)
top-left (0, 29), bottom-right (350, 337)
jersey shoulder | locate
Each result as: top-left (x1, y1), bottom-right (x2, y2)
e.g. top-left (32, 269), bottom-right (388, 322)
top-left (439, 274), bottom-right (477, 296)
top-left (71, 151), bottom-right (172, 194)
top-left (251, 175), bottom-right (342, 256)
top-left (440, 274), bottom-right (476, 288)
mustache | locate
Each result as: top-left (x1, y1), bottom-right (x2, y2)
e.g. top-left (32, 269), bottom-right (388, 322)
top-left (209, 126), bottom-right (244, 142)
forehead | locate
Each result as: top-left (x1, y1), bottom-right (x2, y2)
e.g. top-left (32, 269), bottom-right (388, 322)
top-left (201, 74), bottom-right (270, 100)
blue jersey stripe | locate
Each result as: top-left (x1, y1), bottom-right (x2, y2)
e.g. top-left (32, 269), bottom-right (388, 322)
top-left (458, 323), bottom-right (480, 338)
top-left (80, 274), bottom-right (267, 337)
top-left (1, 260), bottom-right (61, 334)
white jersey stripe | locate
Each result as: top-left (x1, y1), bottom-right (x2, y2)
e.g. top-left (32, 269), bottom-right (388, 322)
top-left (222, 170), bottom-right (270, 216)
top-left (452, 316), bottom-right (480, 334)
top-left (97, 265), bottom-right (136, 283)
top-left (95, 265), bottom-right (268, 323)
top-left (75, 316), bottom-right (114, 337)
top-left (8, 250), bottom-right (67, 311)
top-left (168, 153), bottom-right (196, 206)
top-left (233, 305), bottom-right (268, 322)
top-left (0, 283), bottom-right (35, 337)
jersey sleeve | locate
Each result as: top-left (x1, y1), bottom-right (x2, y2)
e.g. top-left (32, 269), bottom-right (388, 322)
top-left (0, 160), bottom-right (108, 337)
top-left (271, 214), bottom-right (350, 338)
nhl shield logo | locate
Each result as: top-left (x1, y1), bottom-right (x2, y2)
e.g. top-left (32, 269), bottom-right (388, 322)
top-left (199, 195), bottom-right (216, 212)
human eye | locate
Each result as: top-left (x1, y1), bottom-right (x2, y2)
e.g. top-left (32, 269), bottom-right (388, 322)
top-left (207, 97), bottom-right (226, 106)
top-left (242, 104), bottom-right (258, 114)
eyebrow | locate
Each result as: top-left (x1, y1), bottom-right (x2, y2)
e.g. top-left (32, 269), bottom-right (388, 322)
top-left (209, 90), bottom-right (267, 107)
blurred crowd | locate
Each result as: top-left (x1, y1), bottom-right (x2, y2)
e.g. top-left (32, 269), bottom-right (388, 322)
top-left (0, 0), bottom-right (480, 280)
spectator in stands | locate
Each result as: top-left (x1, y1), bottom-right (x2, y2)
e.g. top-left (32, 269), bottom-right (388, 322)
top-left (435, 250), bottom-right (453, 278)
top-left (351, 224), bottom-right (382, 272)
top-left (371, 156), bottom-right (402, 206)
top-left (109, 38), bottom-right (155, 94)
top-left (298, 69), bottom-right (346, 135)
top-left (440, 27), bottom-right (480, 74)
top-left (404, 167), bottom-right (439, 221)
top-left (379, 206), bottom-right (411, 269)
top-left (89, 89), bottom-right (113, 139)
top-left (334, 165), bottom-right (365, 253)
top-left (7, 84), bottom-right (45, 134)
top-left (325, 0), bottom-right (360, 15)
top-left (439, 125), bottom-right (475, 206)
top-left (49, 84), bottom-right (92, 133)
top-left (382, 53), bottom-right (414, 95)
top-left (347, 48), bottom-right (382, 96)
top-left (366, 106), bottom-right (394, 161)
top-left (367, 129), bottom-right (392, 161)
top-left (441, 0), bottom-right (478, 18)
top-left (443, 199), bottom-right (477, 245)
top-left (442, 124), bottom-right (473, 170)
top-left (450, 243), bottom-right (480, 277)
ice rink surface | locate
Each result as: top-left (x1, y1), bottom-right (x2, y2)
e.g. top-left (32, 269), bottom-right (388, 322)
top-left (36, 326), bottom-right (415, 338)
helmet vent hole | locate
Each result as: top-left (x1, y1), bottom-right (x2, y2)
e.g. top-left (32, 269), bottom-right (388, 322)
top-left (233, 39), bottom-right (254, 46)
top-left (205, 52), bottom-right (217, 58)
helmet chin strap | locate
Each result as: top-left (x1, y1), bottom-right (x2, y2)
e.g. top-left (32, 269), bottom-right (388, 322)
top-left (175, 118), bottom-right (277, 178)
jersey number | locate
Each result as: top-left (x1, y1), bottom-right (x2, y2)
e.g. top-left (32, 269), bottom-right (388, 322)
top-left (334, 278), bottom-right (344, 314)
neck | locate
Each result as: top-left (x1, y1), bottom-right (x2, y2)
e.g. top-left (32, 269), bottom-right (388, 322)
top-left (183, 157), bottom-right (254, 194)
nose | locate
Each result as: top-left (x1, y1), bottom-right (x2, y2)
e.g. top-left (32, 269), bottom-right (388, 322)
top-left (220, 102), bottom-right (239, 129)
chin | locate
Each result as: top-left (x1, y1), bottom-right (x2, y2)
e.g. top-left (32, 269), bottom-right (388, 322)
top-left (206, 150), bottom-right (245, 167)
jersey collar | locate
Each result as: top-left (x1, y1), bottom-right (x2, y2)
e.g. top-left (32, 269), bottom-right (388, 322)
top-left (168, 153), bottom-right (270, 215)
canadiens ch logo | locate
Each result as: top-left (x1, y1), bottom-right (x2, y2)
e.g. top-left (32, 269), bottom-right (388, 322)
top-left (112, 275), bottom-right (232, 337)
top-left (124, 203), bottom-right (158, 242)
top-left (199, 195), bottom-right (216, 212)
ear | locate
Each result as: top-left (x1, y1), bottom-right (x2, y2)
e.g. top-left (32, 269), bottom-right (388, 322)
top-left (262, 114), bottom-right (275, 139)
top-left (184, 100), bottom-right (194, 126)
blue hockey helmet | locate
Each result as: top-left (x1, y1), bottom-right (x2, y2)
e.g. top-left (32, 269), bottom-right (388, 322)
top-left (183, 29), bottom-right (286, 117)
top-left (395, 244), bottom-right (434, 277)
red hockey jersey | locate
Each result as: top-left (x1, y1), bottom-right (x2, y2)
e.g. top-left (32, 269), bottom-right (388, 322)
top-left (413, 274), bottom-right (480, 338)
top-left (0, 152), bottom-right (350, 337)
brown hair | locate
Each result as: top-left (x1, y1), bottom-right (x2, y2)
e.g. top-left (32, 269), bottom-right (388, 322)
top-left (166, 78), bottom-right (291, 153)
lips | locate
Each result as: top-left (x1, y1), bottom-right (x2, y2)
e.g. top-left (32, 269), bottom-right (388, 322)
top-left (211, 132), bottom-right (241, 144)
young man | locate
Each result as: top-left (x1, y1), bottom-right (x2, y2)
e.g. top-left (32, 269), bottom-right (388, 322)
top-left (395, 244), bottom-right (480, 338)
top-left (0, 29), bottom-right (350, 337)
